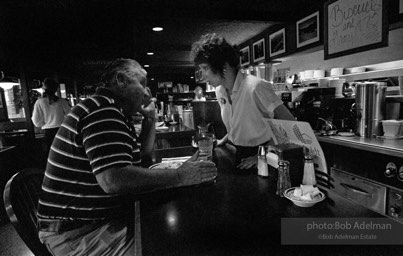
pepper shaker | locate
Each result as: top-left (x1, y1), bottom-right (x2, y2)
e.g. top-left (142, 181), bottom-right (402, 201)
top-left (257, 146), bottom-right (268, 177)
top-left (276, 160), bottom-right (291, 197)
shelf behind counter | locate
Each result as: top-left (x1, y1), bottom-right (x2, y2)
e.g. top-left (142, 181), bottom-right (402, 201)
top-left (156, 91), bottom-right (216, 103)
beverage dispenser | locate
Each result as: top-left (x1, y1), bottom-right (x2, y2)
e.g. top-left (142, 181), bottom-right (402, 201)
top-left (355, 82), bottom-right (387, 137)
top-left (0, 88), bottom-right (9, 121)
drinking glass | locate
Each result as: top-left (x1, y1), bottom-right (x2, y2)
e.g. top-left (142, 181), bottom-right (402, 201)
top-left (196, 125), bottom-right (215, 161)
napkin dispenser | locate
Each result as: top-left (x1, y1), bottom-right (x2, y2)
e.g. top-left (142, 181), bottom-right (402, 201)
top-left (266, 143), bottom-right (304, 187)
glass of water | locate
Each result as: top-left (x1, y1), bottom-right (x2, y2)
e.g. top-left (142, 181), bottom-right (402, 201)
top-left (196, 126), bottom-right (215, 161)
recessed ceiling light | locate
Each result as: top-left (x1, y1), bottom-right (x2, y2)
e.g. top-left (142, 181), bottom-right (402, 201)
top-left (147, 52), bottom-right (154, 55)
top-left (190, 76), bottom-right (194, 79)
top-left (152, 27), bottom-right (163, 32)
top-left (151, 78), bottom-right (155, 81)
top-left (144, 64), bottom-right (150, 67)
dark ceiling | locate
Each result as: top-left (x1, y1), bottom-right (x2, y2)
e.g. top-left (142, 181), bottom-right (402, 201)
top-left (0, 0), bottom-right (323, 82)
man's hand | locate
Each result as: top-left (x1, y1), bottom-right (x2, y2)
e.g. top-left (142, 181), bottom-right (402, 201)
top-left (140, 101), bottom-right (156, 121)
top-left (237, 155), bottom-right (258, 170)
top-left (177, 151), bottom-right (217, 186)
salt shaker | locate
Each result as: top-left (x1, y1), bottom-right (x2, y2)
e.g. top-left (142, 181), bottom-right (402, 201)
top-left (302, 154), bottom-right (316, 186)
top-left (257, 146), bottom-right (268, 177)
top-left (276, 160), bottom-right (291, 197)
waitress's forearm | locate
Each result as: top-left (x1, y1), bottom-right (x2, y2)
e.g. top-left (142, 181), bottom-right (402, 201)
top-left (274, 104), bottom-right (295, 120)
top-left (217, 134), bottom-right (229, 146)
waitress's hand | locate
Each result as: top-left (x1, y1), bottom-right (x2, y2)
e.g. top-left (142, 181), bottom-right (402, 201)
top-left (237, 155), bottom-right (258, 170)
top-left (177, 151), bottom-right (217, 186)
top-left (216, 134), bottom-right (228, 147)
top-left (216, 138), bottom-right (226, 146)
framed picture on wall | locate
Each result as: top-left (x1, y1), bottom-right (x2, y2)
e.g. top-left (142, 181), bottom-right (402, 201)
top-left (269, 28), bottom-right (286, 57)
top-left (296, 11), bottom-right (320, 48)
top-left (240, 46), bottom-right (250, 67)
top-left (252, 38), bottom-right (265, 63)
top-left (324, 0), bottom-right (388, 59)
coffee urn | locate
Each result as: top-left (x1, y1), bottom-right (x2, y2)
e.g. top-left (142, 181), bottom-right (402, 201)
top-left (355, 82), bottom-right (387, 137)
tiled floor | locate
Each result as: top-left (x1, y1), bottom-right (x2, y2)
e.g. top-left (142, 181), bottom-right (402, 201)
top-left (0, 220), bottom-right (34, 256)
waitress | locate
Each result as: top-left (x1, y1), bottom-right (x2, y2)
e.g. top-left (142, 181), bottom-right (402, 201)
top-left (32, 78), bottom-right (71, 160)
top-left (190, 33), bottom-right (294, 170)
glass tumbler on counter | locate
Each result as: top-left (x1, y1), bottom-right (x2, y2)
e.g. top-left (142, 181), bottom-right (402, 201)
top-left (276, 160), bottom-right (291, 197)
top-left (196, 126), bottom-right (215, 161)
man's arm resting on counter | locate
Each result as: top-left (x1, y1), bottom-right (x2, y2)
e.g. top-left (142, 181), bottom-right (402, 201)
top-left (138, 100), bottom-right (157, 164)
top-left (95, 151), bottom-right (217, 195)
top-left (139, 117), bottom-right (156, 161)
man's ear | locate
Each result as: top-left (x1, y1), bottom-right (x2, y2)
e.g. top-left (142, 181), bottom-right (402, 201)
top-left (115, 73), bottom-right (126, 88)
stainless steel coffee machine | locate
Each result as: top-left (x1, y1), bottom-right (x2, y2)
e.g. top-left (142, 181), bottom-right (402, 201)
top-left (355, 82), bottom-right (387, 137)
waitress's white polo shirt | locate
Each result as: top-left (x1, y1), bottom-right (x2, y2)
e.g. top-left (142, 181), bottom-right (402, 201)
top-left (215, 71), bottom-right (283, 147)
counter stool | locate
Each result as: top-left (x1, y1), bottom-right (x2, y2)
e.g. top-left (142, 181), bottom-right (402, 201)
top-left (3, 168), bottom-right (52, 256)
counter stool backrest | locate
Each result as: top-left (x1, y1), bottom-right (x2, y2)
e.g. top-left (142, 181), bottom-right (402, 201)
top-left (3, 168), bottom-right (52, 256)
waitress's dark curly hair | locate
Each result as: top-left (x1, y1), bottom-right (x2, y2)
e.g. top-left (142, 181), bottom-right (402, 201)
top-left (191, 33), bottom-right (240, 77)
top-left (43, 77), bottom-right (59, 104)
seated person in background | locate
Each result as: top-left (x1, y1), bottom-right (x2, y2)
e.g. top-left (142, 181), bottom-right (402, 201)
top-left (193, 85), bottom-right (206, 101)
top-left (37, 58), bottom-right (217, 256)
top-left (31, 77), bottom-right (71, 162)
top-left (191, 33), bottom-right (295, 170)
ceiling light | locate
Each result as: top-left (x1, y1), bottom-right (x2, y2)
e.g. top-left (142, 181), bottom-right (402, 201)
top-left (151, 78), bottom-right (155, 81)
top-left (190, 76), bottom-right (194, 79)
top-left (152, 27), bottom-right (163, 32)
top-left (147, 52), bottom-right (154, 55)
top-left (144, 64), bottom-right (150, 68)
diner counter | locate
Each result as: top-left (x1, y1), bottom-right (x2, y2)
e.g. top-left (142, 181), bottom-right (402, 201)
top-left (139, 146), bottom-right (403, 255)
top-left (317, 135), bottom-right (403, 158)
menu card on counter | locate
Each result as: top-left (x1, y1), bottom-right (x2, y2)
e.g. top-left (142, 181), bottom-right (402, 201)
top-left (262, 118), bottom-right (328, 174)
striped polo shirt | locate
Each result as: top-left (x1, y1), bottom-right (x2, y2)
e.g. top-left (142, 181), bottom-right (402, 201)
top-left (37, 88), bottom-right (141, 221)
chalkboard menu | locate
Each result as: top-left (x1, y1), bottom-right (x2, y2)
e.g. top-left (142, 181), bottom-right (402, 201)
top-left (324, 0), bottom-right (388, 59)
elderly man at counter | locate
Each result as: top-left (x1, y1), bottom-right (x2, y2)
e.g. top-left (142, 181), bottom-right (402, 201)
top-left (191, 33), bottom-right (294, 170)
top-left (36, 58), bottom-right (217, 256)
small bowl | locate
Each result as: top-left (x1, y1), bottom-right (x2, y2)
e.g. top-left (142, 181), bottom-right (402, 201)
top-left (284, 187), bottom-right (326, 207)
top-left (330, 68), bottom-right (344, 76)
top-left (351, 67), bottom-right (366, 73)
top-left (381, 120), bottom-right (403, 137)
top-left (313, 69), bottom-right (325, 78)
top-left (304, 70), bottom-right (314, 79)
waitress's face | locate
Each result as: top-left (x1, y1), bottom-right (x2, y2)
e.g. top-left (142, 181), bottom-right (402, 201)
top-left (199, 63), bottom-right (223, 87)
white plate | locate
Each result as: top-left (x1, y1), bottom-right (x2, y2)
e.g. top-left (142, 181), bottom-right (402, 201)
top-left (156, 126), bottom-right (169, 131)
top-left (338, 132), bottom-right (355, 137)
top-left (156, 121), bottom-right (165, 127)
top-left (284, 187), bottom-right (326, 207)
top-left (149, 161), bottom-right (185, 169)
